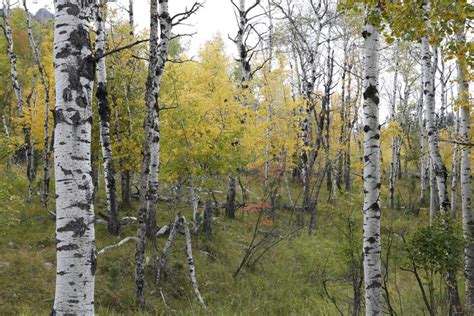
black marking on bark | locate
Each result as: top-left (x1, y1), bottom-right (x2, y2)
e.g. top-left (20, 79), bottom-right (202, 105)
top-left (76, 96), bottom-right (88, 108)
top-left (62, 88), bottom-right (72, 102)
top-left (366, 280), bottom-right (382, 289)
top-left (71, 202), bottom-right (91, 211)
top-left (58, 218), bottom-right (88, 237)
top-left (57, 3), bottom-right (80, 16)
top-left (362, 30), bottom-right (371, 39)
top-left (367, 237), bottom-right (377, 243)
top-left (73, 253), bottom-right (83, 258)
top-left (363, 84), bottom-right (379, 105)
top-left (60, 166), bottom-right (73, 176)
top-left (90, 249), bottom-right (96, 276)
top-left (363, 125), bottom-right (371, 133)
top-left (369, 202), bottom-right (380, 212)
top-left (57, 271), bottom-right (67, 276)
top-left (57, 244), bottom-right (79, 251)
top-left (69, 111), bottom-right (82, 125)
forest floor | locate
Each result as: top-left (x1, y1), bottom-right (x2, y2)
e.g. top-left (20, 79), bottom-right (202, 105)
top-left (0, 167), bottom-right (462, 315)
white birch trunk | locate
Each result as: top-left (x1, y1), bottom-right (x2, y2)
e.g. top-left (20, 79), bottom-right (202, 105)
top-left (263, 0), bottom-right (274, 191)
top-left (189, 175), bottom-right (200, 227)
top-left (389, 47), bottom-right (399, 209)
top-left (457, 31), bottom-right (474, 311)
top-left (1, 0), bottom-right (23, 114)
top-left (136, 0), bottom-right (171, 306)
top-left (182, 217), bottom-right (206, 307)
top-left (361, 21), bottom-right (382, 315)
top-left (422, 1), bottom-right (449, 214)
top-left (145, 0), bottom-right (171, 237)
top-left (237, 0), bottom-right (251, 83)
top-left (438, 49), bottom-right (447, 128)
top-left (95, 2), bottom-right (120, 236)
top-left (52, 1), bottom-right (96, 314)
top-left (23, 0), bottom-right (52, 209)
top-left (451, 110), bottom-right (460, 214)
top-left (419, 82), bottom-right (428, 205)
top-left (156, 216), bottom-right (179, 286)
top-left (2, 115), bottom-right (13, 170)
top-left (128, 0), bottom-right (134, 35)
top-left (25, 84), bottom-right (36, 202)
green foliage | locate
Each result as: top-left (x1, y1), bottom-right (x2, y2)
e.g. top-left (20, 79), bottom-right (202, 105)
top-left (408, 214), bottom-right (465, 274)
top-left (0, 174), bottom-right (25, 230)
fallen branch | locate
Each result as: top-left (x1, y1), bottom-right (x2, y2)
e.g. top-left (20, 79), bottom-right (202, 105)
top-left (97, 237), bottom-right (139, 255)
top-left (182, 217), bottom-right (206, 308)
top-left (156, 216), bottom-right (180, 286)
top-left (157, 224), bottom-right (171, 237)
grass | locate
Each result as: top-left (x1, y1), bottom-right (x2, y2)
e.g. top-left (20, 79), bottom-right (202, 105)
top-left (0, 166), bottom-right (466, 315)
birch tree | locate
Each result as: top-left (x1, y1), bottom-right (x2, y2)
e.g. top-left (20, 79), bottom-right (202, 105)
top-left (389, 44), bottom-right (399, 209)
top-left (451, 110), bottom-right (459, 213)
top-left (419, 79), bottom-right (428, 205)
top-left (421, 0), bottom-right (449, 216)
top-left (22, 0), bottom-right (52, 210)
top-left (52, 0), bottom-right (96, 314)
top-left (136, 0), bottom-right (164, 307)
top-left (95, 0), bottom-right (120, 236)
top-left (456, 29), bottom-right (474, 311)
top-left (361, 10), bottom-right (382, 315)
top-left (135, 0), bottom-right (201, 306)
top-left (0, 0), bottom-right (23, 115)
top-left (226, 0), bottom-right (262, 218)
top-left (273, 0), bottom-right (330, 228)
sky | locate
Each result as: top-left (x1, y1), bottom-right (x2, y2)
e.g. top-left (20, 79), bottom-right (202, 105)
top-left (31, 0), bottom-right (240, 56)
top-left (28, 0), bottom-right (396, 121)
top-left (26, 0), bottom-right (469, 122)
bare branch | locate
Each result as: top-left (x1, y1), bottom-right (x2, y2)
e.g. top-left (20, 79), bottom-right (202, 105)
top-left (95, 39), bottom-right (149, 61)
top-left (171, 1), bottom-right (203, 27)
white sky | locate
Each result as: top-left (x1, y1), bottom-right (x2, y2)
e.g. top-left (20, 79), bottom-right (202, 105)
top-left (27, 0), bottom-right (470, 122)
top-left (31, 0), bottom-right (239, 56)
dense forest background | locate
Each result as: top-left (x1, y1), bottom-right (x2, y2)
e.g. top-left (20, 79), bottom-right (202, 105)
top-left (0, 0), bottom-right (472, 315)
